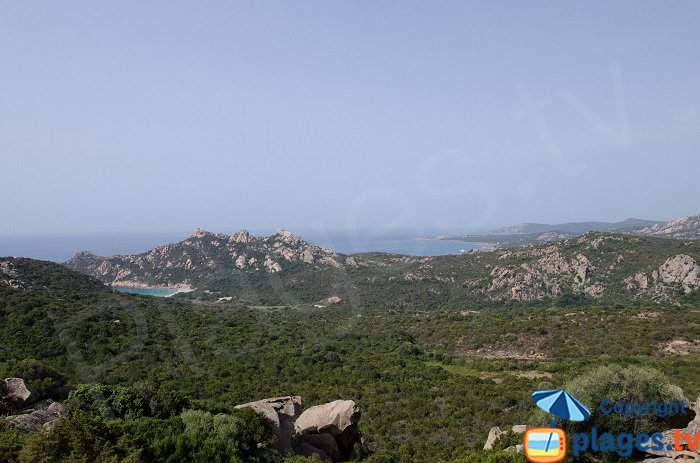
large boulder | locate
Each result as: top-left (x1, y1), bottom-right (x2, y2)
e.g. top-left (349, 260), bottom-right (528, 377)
top-left (295, 400), bottom-right (361, 460)
top-left (234, 396), bottom-right (302, 456)
top-left (5, 399), bottom-right (68, 431)
top-left (2, 378), bottom-right (38, 408)
top-left (295, 400), bottom-right (360, 436)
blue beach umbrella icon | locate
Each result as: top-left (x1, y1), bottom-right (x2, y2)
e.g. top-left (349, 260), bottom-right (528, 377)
top-left (532, 389), bottom-right (591, 422)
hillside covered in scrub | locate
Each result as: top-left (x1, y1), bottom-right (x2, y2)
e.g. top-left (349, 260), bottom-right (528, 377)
top-left (1, 256), bottom-right (700, 462)
top-left (64, 230), bottom-right (700, 308)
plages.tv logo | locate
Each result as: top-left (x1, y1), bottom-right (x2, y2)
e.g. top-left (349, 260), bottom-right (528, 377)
top-left (523, 389), bottom-right (591, 463)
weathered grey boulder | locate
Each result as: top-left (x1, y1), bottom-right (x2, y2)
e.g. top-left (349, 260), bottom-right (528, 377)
top-left (295, 400), bottom-right (360, 436)
top-left (294, 400), bottom-right (361, 460)
top-left (234, 396), bottom-right (302, 456)
top-left (2, 378), bottom-right (38, 408)
top-left (293, 433), bottom-right (339, 461)
top-left (5, 399), bottom-right (68, 431)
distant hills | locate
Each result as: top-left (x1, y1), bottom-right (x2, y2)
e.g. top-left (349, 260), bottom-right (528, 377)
top-left (636, 214), bottom-right (700, 239)
top-left (492, 218), bottom-right (663, 235)
top-left (62, 227), bottom-right (700, 308)
top-left (439, 214), bottom-right (700, 248)
top-left (64, 228), bottom-right (348, 291)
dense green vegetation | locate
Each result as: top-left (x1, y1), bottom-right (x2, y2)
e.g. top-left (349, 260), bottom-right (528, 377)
top-left (1, 257), bottom-right (698, 462)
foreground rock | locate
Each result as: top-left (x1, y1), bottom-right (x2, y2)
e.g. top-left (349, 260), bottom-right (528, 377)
top-left (294, 400), bottom-right (361, 461)
top-left (2, 378), bottom-right (38, 409)
top-left (236, 396), bottom-right (361, 462)
top-left (4, 399), bottom-right (68, 431)
top-left (234, 396), bottom-right (302, 457)
top-left (641, 395), bottom-right (700, 462)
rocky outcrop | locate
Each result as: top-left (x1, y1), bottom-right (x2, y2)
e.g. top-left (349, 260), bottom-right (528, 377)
top-left (0, 261), bottom-right (28, 289)
top-left (641, 395), bottom-right (700, 462)
top-left (236, 397), bottom-right (361, 462)
top-left (483, 426), bottom-right (504, 450)
top-left (485, 251), bottom-right (598, 302)
top-left (638, 214), bottom-right (700, 240)
top-left (654, 254), bottom-right (700, 294)
top-left (294, 400), bottom-right (361, 461)
top-left (483, 425), bottom-right (527, 451)
top-left (5, 399), bottom-right (68, 431)
top-left (2, 377), bottom-right (68, 431)
top-left (64, 228), bottom-right (345, 288)
top-left (2, 378), bottom-right (38, 408)
top-left (234, 396), bottom-right (302, 456)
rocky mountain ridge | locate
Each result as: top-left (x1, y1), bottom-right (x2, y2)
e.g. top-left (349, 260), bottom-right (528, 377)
top-left (60, 228), bottom-right (700, 307)
top-left (494, 217), bottom-right (663, 235)
top-left (637, 214), bottom-right (700, 239)
top-left (64, 228), bottom-right (348, 289)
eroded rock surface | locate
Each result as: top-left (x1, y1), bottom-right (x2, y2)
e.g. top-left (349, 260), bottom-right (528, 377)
top-left (234, 396), bottom-right (302, 456)
top-left (2, 378), bottom-right (38, 408)
top-left (5, 399), bottom-right (68, 431)
top-left (237, 396), bottom-right (361, 462)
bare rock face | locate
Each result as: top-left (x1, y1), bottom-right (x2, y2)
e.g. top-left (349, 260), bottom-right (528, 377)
top-left (234, 396), bottom-right (302, 457)
top-left (295, 400), bottom-right (360, 436)
top-left (294, 400), bottom-right (361, 461)
top-left (2, 378), bottom-right (38, 408)
top-left (232, 230), bottom-right (251, 243)
top-left (237, 396), bottom-right (361, 462)
top-left (483, 426), bottom-right (504, 450)
top-left (5, 399), bottom-right (68, 431)
top-left (0, 261), bottom-right (28, 289)
top-left (655, 254), bottom-right (700, 294)
top-left (486, 250), bottom-right (598, 302)
top-left (639, 214), bottom-right (700, 239)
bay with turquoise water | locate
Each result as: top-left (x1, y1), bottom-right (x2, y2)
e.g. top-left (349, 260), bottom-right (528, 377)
top-left (111, 287), bottom-right (180, 297)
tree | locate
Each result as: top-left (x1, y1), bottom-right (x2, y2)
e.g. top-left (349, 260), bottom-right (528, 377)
top-left (68, 384), bottom-right (146, 420)
top-left (544, 365), bottom-right (683, 435)
top-left (18, 412), bottom-right (141, 463)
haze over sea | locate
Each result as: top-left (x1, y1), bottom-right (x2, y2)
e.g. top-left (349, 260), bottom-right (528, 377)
top-left (0, 231), bottom-right (484, 263)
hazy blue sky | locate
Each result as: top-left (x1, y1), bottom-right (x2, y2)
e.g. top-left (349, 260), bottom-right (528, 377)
top-left (2, 1), bottom-right (699, 236)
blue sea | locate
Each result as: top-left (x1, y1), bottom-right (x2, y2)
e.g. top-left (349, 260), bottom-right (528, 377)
top-left (111, 286), bottom-right (179, 297)
top-left (0, 230), bottom-right (485, 263)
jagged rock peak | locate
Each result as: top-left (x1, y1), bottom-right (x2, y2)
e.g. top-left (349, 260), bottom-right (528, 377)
top-left (191, 228), bottom-right (215, 239)
top-left (276, 227), bottom-right (294, 237)
top-left (274, 228), bottom-right (304, 245)
top-left (232, 229), bottom-right (251, 243)
top-left (73, 250), bottom-right (97, 258)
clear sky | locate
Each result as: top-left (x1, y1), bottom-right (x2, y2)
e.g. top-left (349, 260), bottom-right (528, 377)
top-left (1, 1), bottom-right (699, 236)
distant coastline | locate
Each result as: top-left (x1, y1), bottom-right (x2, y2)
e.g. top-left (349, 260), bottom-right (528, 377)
top-left (414, 237), bottom-right (496, 252)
